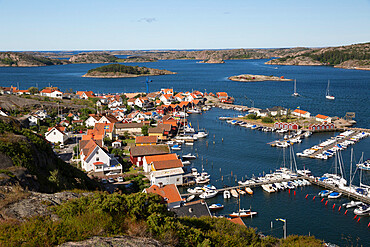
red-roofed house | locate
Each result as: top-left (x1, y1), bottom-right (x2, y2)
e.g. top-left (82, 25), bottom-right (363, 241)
top-left (143, 184), bottom-right (183, 209)
top-left (45, 125), bottom-right (68, 144)
top-left (76, 91), bottom-right (95, 99)
top-left (160, 88), bottom-right (173, 95)
top-left (315, 114), bottom-right (331, 123)
top-left (159, 94), bottom-right (176, 105)
top-left (292, 109), bottom-right (311, 118)
top-left (143, 153), bottom-right (178, 173)
top-left (40, 88), bottom-right (63, 99)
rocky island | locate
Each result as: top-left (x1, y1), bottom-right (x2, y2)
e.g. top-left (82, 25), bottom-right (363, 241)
top-left (69, 52), bottom-right (118, 63)
top-left (0, 52), bottom-right (69, 67)
top-left (116, 56), bottom-right (158, 63)
top-left (198, 57), bottom-right (225, 64)
top-left (83, 64), bottom-right (176, 78)
top-left (228, 74), bottom-right (293, 82)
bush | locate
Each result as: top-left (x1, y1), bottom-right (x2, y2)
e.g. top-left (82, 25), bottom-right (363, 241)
top-left (246, 113), bottom-right (257, 120)
top-left (262, 117), bottom-right (274, 123)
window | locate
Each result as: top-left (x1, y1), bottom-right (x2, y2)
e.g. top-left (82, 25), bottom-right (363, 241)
top-left (96, 150), bottom-right (99, 154)
top-left (96, 157), bottom-right (99, 161)
top-left (176, 178), bottom-right (179, 182)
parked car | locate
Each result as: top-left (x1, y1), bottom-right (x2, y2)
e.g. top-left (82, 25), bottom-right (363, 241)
top-left (101, 178), bottom-right (108, 184)
top-left (117, 177), bottom-right (124, 182)
top-left (108, 177), bottom-right (115, 183)
top-left (106, 171), bottom-right (120, 176)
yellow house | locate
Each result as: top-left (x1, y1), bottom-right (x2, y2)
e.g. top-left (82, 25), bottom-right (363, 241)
top-left (135, 136), bottom-right (158, 146)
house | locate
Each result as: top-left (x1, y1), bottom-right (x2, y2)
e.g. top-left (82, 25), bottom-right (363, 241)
top-left (292, 109), bottom-right (311, 118)
top-left (143, 184), bottom-right (183, 209)
top-left (85, 114), bottom-right (100, 127)
top-left (256, 109), bottom-right (269, 117)
top-left (135, 136), bottom-right (158, 146)
top-left (216, 92), bottom-right (228, 101)
top-left (160, 88), bottom-right (173, 95)
top-left (98, 114), bottom-right (118, 124)
top-left (170, 200), bottom-right (211, 218)
top-left (159, 94), bottom-right (176, 105)
top-left (40, 88), bottom-right (63, 99)
top-left (315, 114), bottom-right (331, 123)
top-left (148, 124), bottom-right (173, 140)
top-left (34, 110), bottom-right (49, 120)
top-left (130, 144), bottom-right (170, 167)
top-left (127, 98), bottom-right (136, 106)
top-left (27, 115), bottom-right (39, 126)
top-left (146, 91), bottom-right (161, 101)
top-left (267, 106), bottom-right (287, 116)
top-left (112, 140), bottom-right (122, 148)
top-left (45, 125), bottom-right (68, 144)
top-left (150, 167), bottom-right (184, 186)
top-left (79, 138), bottom-right (121, 173)
top-left (115, 122), bottom-right (146, 136)
top-left (76, 91), bottom-right (95, 99)
top-left (142, 153), bottom-right (178, 173)
top-left (89, 123), bottom-right (115, 140)
top-left (151, 159), bottom-right (183, 171)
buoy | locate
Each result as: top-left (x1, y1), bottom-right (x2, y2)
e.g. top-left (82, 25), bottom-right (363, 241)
top-left (289, 189), bottom-right (290, 194)
top-left (368, 222), bottom-right (370, 227)
top-left (325, 201), bottom-right (328, 206)
top-left (305, 194), bottom-right (308, 199)
top-left (294, 191), bottom-right (296, 196)
top-left (338, 206), bottom-right (341, 211)
top-left (354, 215), bottom-right (357, 219)
top-left (344, 210), bottom-right (348, 215)
top-left (321, 198), bottom-right (324, 202)
top-left (332, 204), bottom-right (335, 209)
top-left (312, 196), bottom-right (316, 201)
top-left (357, 217), bottom-right (361, 222)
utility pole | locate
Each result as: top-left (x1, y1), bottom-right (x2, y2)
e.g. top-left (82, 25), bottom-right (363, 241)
top-left (276, 218), bottom-right (287, 239)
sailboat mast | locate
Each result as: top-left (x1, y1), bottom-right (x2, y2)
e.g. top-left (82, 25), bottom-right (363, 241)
top-left (350, 148), bottom-right (353, 188)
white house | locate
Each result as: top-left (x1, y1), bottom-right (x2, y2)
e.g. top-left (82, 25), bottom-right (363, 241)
top-left (40, 89), bottom-right (63, 99)
top-left (150, 167), bottom-right (184, 186)
top-left (45, 125), bottom-right (68, 144)
top-left (79, 139), bottom-right (122, 173)
top-left (292, 109), bottom-right (311, 118)
top-left (142, 153), bottom-right (178, 173)
top-left (315, 114), bottom-right (331, 123)
top-left (85, 115), bottom-right (100, 127)
top-left (159, 94), bottom-right (176, 105)
top-left (34, 110), bottom-right (49, 120)
top-left (268, 106), bottom-right (287, 116)
top-left (256, 109), bottom-right (269, 117)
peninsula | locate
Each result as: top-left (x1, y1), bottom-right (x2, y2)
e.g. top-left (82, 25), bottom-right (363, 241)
top-left (228, 74), bottom-right (293, 82)
top-left (82, 64), bottom-right (176, 78)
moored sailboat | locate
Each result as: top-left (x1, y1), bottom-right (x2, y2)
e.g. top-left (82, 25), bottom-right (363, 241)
top-left (325, 80), bottom-right (335, 100)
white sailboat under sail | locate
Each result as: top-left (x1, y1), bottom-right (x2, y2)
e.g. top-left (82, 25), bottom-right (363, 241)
top-left (326, 80), bottom-right (335, 100)
top-left (292, 79), bottom-right (300, 97)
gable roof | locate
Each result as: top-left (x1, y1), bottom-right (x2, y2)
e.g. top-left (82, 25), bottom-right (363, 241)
top-left (144, 184), bottom-right (182, 204)
top-left (135, 136), bottom-right (158, 144)
top-left (145, 153), bottom-right (178, 165)
top-left (170, 200), bottom-right (211, 218)
top-left (130, 144), bottom-right (170, 157)
top-left (152, 159), bottom-right (183, 171)
top-left (115, 122), bottom-right (145, 129)
top-left (316, 114), bottom-right (329, 119)
top-left (47, 124), bottom-right (66, 133)
top-left (293, 109), bottom-right (308, 114)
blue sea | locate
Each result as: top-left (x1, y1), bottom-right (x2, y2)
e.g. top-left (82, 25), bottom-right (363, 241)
top-left (1, 58), bottom-right (369, 246)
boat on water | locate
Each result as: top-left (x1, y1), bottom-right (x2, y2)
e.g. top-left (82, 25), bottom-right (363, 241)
top-left (182, 153), bottom-right (197, 160)
top-left (187, 195), bottom-right (195, 202)
top-left (262, 184), bottom-right (276, 193)
top-left (245, 187), bottom-right (254, 195)
top-left (328, 192), bottom-right (342, 199)
top-left (209, 203), bottom-right (224, 210)
top-left (199, 190), bottom-right (218, 199)
top-left (196, 176), bottom-right (210, 184)
top-left (230, 189), bottom-right (239, 198)
top-left (188, 108), bottom-right (202, 114)
top-left (195, 131), bottom-right (208, 138)
top-left (292, 79), bottom-right (300, 97)
top-left (229, 208), bottom-right (257, 218)
top-left (357, 159), bottom-right (370, 171)
top-left (171, 144), bottom-right (181, 150)
top-left (326, 80), bottom-right (335, 100)
top-left (236, 188), bottom-right (246, 195)
top-left (185, 142), bottom-right (194, 146)
top-left (223, 190), bottom-right (231, 199)
top-left (182, 160), bottom-right (191, 165)
top-left (187, 187), bottom-right (204, 194)
top-left (354, 204), bottom-right (370, 216)
top-left (318, 190), bottom-right (333, 197)
top-left (342, 201), bottom-right (363, 209)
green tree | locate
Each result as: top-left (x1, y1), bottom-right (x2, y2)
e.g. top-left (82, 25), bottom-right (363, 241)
top-left (141, 126), bottom-right (149, 136)
top-left (28, 86), bottom-right (39, 94)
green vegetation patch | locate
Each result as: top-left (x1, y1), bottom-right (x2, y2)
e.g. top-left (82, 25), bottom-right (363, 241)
top-left (87, 64), bottom-right (150, 75)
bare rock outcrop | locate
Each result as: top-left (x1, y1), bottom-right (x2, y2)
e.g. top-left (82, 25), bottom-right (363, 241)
top-left (58, 236), bottom-right (166, 247)
top-left (265, 56), bottom-right (324, 66)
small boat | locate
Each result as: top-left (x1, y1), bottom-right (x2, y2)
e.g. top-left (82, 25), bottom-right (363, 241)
top-left (182, 153), bottom-right (196, 160)
top-left (182, 160), bottom-right (191, 166)
top-left (245, 187), bottom-right (253, 195)
top-left (196, 176), bottom-right (210, 184)
top-left (203, 184), bottom-right (216, 191)
top-left (292, 79), bottom-right (300, 97)
top-left (318, 190), bottom-right (332, 197)
top-left (223, 190), bottom-right (231, 199)
top-left (171, 144), bottom-right (181, 150)
top-left (262, 184), bottom-right (276, 193)
top-left (187, 187), bottom-right (204, 194)
top-left (199, 190), bottom-right (218, 199)
top-left (230, 189), bottom-right (239, 198)
top-left (236, 188), bottom-right (246, 195)
top-left (328, 192), bottom-right (342, 199)
top-left (286, 182), bottom-right (295, 190)
top-left (195, 131), bottom-right (208, 138)
top-left (229, 208), bottom-right (258, 218)
top-left (354, 204), bottom-right (370, 216)
top-left (209, 203), bottom-right (224, 210)
top-left (188, 108), bottom-right (202, 114)
top-left (187, 195), bottom-right (195, 202)
top-left (357, 159), bottom-right (370, 171)
top-left (342, 201), bottom-right (363, 209)
top-left (325, 80), bottom-right (335, 100)
top-left (185, 142), bottom-right (194, 146)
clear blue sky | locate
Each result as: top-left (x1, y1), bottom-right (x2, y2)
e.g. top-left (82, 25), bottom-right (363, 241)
top-left (0, 0), bottom-right (369, 51)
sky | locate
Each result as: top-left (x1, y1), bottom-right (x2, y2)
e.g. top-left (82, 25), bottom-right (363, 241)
top-left (0, 0), bottom-right (369, 51)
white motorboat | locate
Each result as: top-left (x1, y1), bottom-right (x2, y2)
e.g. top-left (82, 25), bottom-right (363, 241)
top-left (236, 188), bottom-right (246, 195)
top-left (357, 159), bottom-right (370, 171)
top-left (188, 108), bottom-right (202, 114)
top-left (187, 187), bottom-right (204, 194)
top-left (354, 204), bottom-right (370, 216)
top-left (245, 187), bottom-right (253, 195)
top-left (182, 153), bottom-right (197, 160)
top-left (318, 190), bottom-right (332, 197)
top-left (229, 208), bottom-right (258, 218)
top-left (223, 190), bottom-right (231, 199)
top-left (187, 195), bottom-right (195, 202)
top-left (342, 201), bottom-right (363, 209)
top-left (195, 131), bottom-right (208, 138)
top-left (196, 176), bottom-right (210, 184)
top-left (199, 190), bottom-right (218, 199)
top-left (182, 160), bottom-right (191, 165)
top-left (262, 184), bottom-right (276, 193)
top-left (185, 142), bottom-right (194, 146)
top-left (276, 142), bottom-right (289, 148)
top-left (191, 168), bottom-right (199, 176)
top-left (171, 144), bottom-right (181, 150)
top-left (230, 189), bottom-right (239, 198)
top-left (203, 184), bottom-right (216, 191)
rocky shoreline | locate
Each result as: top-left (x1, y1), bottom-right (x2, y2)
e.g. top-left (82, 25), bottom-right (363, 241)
top-left (83, 68), bottom-right (176, 78)
top-left (228, 74), bottom-right (293, 82)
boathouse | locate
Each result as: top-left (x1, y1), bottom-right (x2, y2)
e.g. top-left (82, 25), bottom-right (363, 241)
top-left (274, 122), bottom-right (299, 130)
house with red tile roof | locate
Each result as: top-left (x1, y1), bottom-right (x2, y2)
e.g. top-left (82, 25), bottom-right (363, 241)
top-left (292, 109), bottom-right (311, 118)
top-left (159, 94), bottom-right (176, 105)
top-left (142, 153), bottom-right (178, 173)
top-left (45, 124), bottom-right (68, 144)
top-left (76, 91), bottom-right (95, 99)
top-left (135, 136), bottom-right (158, 146)
top-left (160, 88), bottom-right (173, 95)
top-left (144, 184), bottom-right (183, 209)
top-left (40, 88), bottom-right (63, 99)
top-left (315, 114), bottom-right (331, 123)
top-left (85, 114), bottom-right (101, 127)
top-left (130, 144), bottom-right (170, 167)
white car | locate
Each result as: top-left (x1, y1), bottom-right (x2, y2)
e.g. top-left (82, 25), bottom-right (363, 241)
top-left (101, 178), bottom-right (108, 184)
top-left (108, 178), bottom-right (115, 183)
top-left (117, 177), bottom-right (124, 182)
